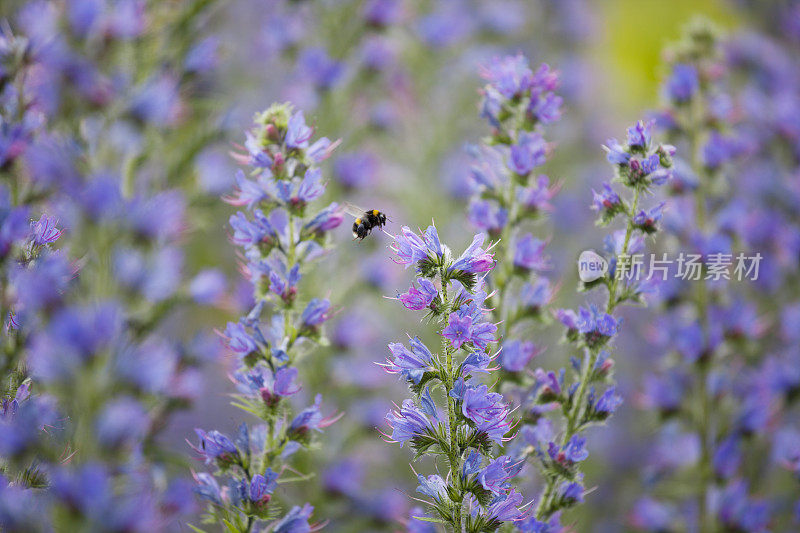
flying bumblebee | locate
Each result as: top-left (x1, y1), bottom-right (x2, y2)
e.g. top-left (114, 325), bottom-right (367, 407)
top-left (344, 203), bottom-right (388, 240)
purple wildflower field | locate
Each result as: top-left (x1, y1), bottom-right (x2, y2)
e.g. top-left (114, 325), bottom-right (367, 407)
top-left (0, 1), bottom-right (798, 532)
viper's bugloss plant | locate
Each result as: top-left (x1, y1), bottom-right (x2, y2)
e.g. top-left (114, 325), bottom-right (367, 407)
top-left (514, 119), bottom-right (673, 526)
top-left (465, 54), bottom-right (561, 380)
top-left (631, 18), bottom-right (800, 532)
top-left (191, 104), bottom-right (342, 532)
top-left (382, 224), bottom-right (530, 532)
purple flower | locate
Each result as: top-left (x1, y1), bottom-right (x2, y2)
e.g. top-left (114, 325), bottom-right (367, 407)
top-left (442, 312), bottom-right (472, 349)
top-left (468, 200), bottom-right (507, 232)
top-left (633, 202), bottom-right (666, 232)
top-left (518, 175), bottom-right (557, 212)
top-left (362, 0), bottom-right (402, 27)
top-left (391, 226), bottom-right (430, 266)
top-left (191, 429), bottom-right (238, 464)
top-left (249, 470), bottom-right (278, 507)
top-left (513, 234), bottom-right (550, 271)
top-left (273, 504), bottom-right (314, 533)
top-left (509, 132), bottom-right (546, 175)
top-left (630, 498), bottom-right (674, 531)
top-left (289, 394), bottom-right (338, 437)
top-left (626, 120), bottom-right (653, 149)
top-left (713, 436), bottom-right (741, 480)
top-left (520, 278), bottom-right (554, 311)
top-left (557, 480), bottom-right (584, 504)
top-left (469, 321), bottom-right (497, 350)
top-left (549, 435), bottom-right (589, 466)
top-left (190, 269), bottom-right (226, 305)
top-left (30, 214), bottom-right (63, 245)
top-left (193, 472), bottom-right (223, 506)
top-left (383, 337), bottom-right (434, 383)
top-left (534, 368), bottom-right (562, 399)
top-left (604, 138), bottom-right (631, 165)
top-left (481, 54), bottom-right (533, 99)
top-left (416, 474), bottom-right (448, 501)
top-left (95, 398), bottom-right (149, 448)
top-left (461, 385), bottom-right (510, 443)
top-left (285, 111), bottom-right (313, 150)
top-left (301, 298), bottom-right (330, 327)
top-left (479, 456), bottom-right (523, 495)
top-left (268, 265), bottom-right (301, 303)
top-left (398, 278), bottom-right (438, 310)
top-left (1, 206), bottom-right (31, 256)
top-left (234, 364), bottom-right (300, 405)
top-left (296, 168), bottom-right (325, 204)
top-left (702, 131), bottom-right (739, 170)
top-left (297, 47), bottom-right (344, 90)
top-left (576, 305), bottom-right (620, 344)
top-left (666, 64), bottom-right (699, 102)
top-left (594, 387), bottom-right (623, 415)
top-left (718, 481), bottom-right (770, 532)
top-left (529, 91), bottom-right (562, 124)
top-left (500, 340), bottom-right (539, 372)
top-left (449, 233), bottom-right (495, 274)
top-left (386, 399), bottom-right (433, 445)
top-left (516, 514), bottom-right (562, 533)
top-left (485, 489), bottom-right (526, 522)
top-left (221, 322), bottom-right (257, 357)
top-left (303, 202), bottom-right (343, 235)
top-left (591, 183), bottom-right (621, 212)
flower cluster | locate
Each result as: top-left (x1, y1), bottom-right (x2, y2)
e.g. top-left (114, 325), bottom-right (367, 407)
top-left (0, 0), bottom-right (225, 529)
top-left (465, 54), bottom-right (561, 385)
top-left (192, 104), bottom-right (341, 531)
top-left (382, 225), bottom-right (529, 532)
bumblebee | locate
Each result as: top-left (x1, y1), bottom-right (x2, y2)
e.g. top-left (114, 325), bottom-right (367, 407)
top-left (348, 206), bottom-right (387, 240)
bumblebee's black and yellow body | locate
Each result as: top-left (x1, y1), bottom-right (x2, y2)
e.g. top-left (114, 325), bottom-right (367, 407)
top-left (352, 209), bottom-right (387, 240)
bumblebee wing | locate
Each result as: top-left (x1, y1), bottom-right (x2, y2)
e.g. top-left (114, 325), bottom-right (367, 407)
top-left (342, 201), bottom-right (367, 218)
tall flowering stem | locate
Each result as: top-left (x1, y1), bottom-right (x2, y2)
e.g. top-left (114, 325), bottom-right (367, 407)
top-left (526, 120), bottom-right (673, 522)
top-left (467, 54), bottom-right (561, 377)
top-left (191, 104), bottom-right (342, 532)
top-left (631, 21), bottom-right (782, 532)
top-left (383, 225), bottom-right (528, 532)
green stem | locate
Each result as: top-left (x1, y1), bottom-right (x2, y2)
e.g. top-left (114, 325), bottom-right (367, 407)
top-left (439, 274), bottom-right (462, 532)
top-left (535, 186), bottom-right (640, 519)
top-left (689, 95), bottom-right (714, 533)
